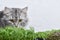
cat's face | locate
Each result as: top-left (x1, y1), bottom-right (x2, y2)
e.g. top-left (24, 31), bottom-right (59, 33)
top-left (3, 7), bottom-right (28, 27)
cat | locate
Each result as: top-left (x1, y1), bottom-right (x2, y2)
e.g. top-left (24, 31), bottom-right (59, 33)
top-left (0, 7), bottom-right (28, 27)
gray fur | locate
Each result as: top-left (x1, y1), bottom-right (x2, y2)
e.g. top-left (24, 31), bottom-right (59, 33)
top-left (0, 7), bottom-right (28, 27)
top-left (0, 11), bottom-right (12, 27)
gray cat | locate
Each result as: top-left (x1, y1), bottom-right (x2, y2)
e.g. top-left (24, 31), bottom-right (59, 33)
top-left (0, 7), bottom-right (28, 27)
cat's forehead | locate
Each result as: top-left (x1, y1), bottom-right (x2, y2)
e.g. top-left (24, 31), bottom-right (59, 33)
top-left (11, 8), bottom-right (23, 12)
top-left (4, 7), bottom-right (28, 14)
top-left (12, 8), bottom-right (20, 10)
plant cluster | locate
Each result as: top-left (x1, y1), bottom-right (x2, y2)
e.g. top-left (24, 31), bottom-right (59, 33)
top-left (0, 26), bottom-right (60, 40)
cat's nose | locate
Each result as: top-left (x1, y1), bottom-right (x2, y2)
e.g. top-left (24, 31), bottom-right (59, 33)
top-left (13, 24), bottom-right (17, 27)
top-left (15, 26), bottom-right (17, 27)
top-left (15, 22), bottom-right (18, 27)
top-left (15, 24), bottom-right (17, 27)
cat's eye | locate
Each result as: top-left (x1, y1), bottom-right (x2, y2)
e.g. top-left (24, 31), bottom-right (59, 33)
top-left (19, 19), bottom-right (22, 22)
top-left (10, 19), bottom-right (14, 22)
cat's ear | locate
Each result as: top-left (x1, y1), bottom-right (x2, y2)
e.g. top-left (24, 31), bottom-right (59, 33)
top-left (4, 7), bottom-right (10, 11)
top-left (22, 7), bottom-right (28, 12)
top-left (3, 7), bottom-right (10, 14)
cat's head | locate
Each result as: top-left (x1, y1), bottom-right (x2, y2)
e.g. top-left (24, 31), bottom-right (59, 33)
top-left (3, 7), bottom-right (28, 27)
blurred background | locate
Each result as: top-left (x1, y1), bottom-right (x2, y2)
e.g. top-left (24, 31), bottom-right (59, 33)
top-left (0, 0), bottom-right (60, 32)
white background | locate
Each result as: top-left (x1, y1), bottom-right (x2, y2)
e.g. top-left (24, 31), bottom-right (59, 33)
top-left (0, 0), bottom-right (60, 32)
